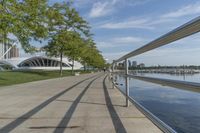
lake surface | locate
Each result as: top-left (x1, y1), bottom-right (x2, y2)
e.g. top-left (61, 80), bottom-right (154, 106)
top-left (114, 73), bottom-right (200, 133)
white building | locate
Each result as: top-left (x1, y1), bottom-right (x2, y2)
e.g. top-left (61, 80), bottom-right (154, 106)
top-left (0, 43), bottom-right (83, 70)
top-left (0, 56), bottom-right (83, 70)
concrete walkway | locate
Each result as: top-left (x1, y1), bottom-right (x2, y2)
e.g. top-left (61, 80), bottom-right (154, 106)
top-left (0, 72), bottom-right (162, 133)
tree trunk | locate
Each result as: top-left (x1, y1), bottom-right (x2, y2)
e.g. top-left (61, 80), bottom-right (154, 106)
top-left (2, 32), bottom-right (7, 59)
top-left (60, 52), bottom-right (63, 76)
top-left (71, 57), bottom-right (75, 75)
top-left (84, 62), bottom-right (86, 71)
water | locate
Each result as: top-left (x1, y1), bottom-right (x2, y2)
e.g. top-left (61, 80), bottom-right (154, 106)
top-left (115, 73), bottom-right (200, 133)
top-left (136, 73), bottom-right (200, 83)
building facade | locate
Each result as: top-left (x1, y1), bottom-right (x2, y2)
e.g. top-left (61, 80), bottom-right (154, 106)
top-left (132, 61), bottom-right (137, 67)
top-left (0, 56), bottom-right (83, 70)
top-left (0, 43), bottom-right (19, 59)
top-left (128, 60), bottom-right (131, 68)
top-left (138, 63), bottom-right (145, 68)
top-left (0, 43), bottom-right (83, 70)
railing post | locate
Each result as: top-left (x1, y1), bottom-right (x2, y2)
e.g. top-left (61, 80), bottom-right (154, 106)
top-left (125, 59), bottom-right (129, 107)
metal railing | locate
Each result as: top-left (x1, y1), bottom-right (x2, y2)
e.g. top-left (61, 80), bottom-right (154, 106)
top-left (112, 80), bottom-right (176, 133)
top-left (110, 16), bottom-right (200, 133)
top-left (114, 16), bottom-right (200, 63)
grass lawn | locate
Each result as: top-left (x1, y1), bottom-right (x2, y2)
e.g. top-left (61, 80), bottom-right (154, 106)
top-left (0, 70), bottom-right (91, 87)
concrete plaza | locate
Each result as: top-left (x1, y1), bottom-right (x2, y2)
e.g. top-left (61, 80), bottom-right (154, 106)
top-left (0, 72), bottom-right (161, 133)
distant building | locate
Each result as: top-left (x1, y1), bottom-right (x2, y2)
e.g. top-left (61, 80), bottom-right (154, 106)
top-left (0, 43), bottom-right (82, 70)
top-left (132, 61), bottom-right (137, 67)
top-left (128, 60), bottom-right (131, 67)
top-left (118, 62), bottom-right (124, 68)
top-left (138, 63), bottom-right (145, 68)
top-left (0, 43), bottom-right (19, 59)
top-left (117, 60), bottom-right (134, 69)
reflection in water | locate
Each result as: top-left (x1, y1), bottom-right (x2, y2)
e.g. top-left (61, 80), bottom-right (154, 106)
top-left (136, 73), bottom-right (200, 83)
top-left (115, 74), bottom-right (200, 133)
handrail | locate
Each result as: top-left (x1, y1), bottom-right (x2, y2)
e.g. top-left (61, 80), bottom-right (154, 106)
top-left (116, 73), bottom-right (200, 93)
top-left (110, 16), bottom-right (200, 133)
top-left (112, 80), bottom-right (176, 133)
top-left (130, 75), bottom-right (200, 93)
top-left (114, 16), bottom-right (200, 63)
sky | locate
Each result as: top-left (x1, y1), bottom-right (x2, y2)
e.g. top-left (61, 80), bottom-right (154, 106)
top-left (29, 0), bottom-right (200, 66)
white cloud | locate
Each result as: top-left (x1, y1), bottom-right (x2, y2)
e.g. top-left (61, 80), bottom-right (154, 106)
top-left (88, 0), bottom-right (152, 18)
top-left (121, 0), bottom-right (154, 7)
top-left (103, 51), bottom-right (128, 62)
top-left (96, 42), bottom-right (115, 48)
top-left (73, 0), bottom-right (92, 7)
top-left (96, 2), bottom-right (200, 30)
top-left (98, 17), bottom-right (177, 30)
top-left (161, 2), bottom-right (200, 18)
top-left (89, 0), bottom-right (117, 18)
top-left (149, 18), bottom-right (175, 25)
top-left (97, 41), bottom-right (125, 49)
top-left (99, 18), bottom-right (153, 29)
top-left (96, 36), bottom-right (145, 49)
top-left (112, 36), bottom-right (144, 44)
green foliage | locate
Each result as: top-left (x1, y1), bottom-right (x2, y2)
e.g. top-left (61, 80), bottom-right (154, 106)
top-left (80, 39), bottom-right (106, 69)
top-left (0, 0), bottom-right (49, 53)
top-left (44, 2), bottom-right (106, 75)
top-left (0, 0), bottom-right (106, 74)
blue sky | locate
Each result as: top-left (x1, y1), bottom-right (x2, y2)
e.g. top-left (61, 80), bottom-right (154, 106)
top-left (32, 0), bottom-right (200, 66)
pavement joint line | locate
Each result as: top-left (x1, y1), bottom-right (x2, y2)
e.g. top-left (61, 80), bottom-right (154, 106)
top-left (55, 99), bottom-right (125, 107)
top-left (0, 74), bottom-right (99, 133)
top-left (53, 75), bottom-right (103, 133)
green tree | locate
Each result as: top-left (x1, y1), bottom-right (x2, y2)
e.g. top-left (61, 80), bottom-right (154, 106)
top-left (45, 2), bottom-right (90, 76)
top-left (64, 33), bottom-right (85, 74)
top-left (79, 39), bottom-right (106, 71)
top-left (45, 31), bottom-right (85, 75)
top-left (0, 0), bottom-right (106, 74)
top-left (0, 0), bottom-right (49, 53)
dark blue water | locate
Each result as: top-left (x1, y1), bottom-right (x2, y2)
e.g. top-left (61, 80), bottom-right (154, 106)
top-left (115, 74), bottom-right (200, 133)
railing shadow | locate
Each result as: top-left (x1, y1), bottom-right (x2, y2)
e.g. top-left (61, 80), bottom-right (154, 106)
top-left (53, 76), bottom-right (101, 133)
top-left (56, 99), bottom-right (125, 107)
top-left (103, 75), bottom-right (127, 133)
top-left (0, 75), bottom-right (97, 133)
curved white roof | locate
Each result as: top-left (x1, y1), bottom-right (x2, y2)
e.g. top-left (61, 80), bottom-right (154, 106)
top-left (0, 56), bottom-right (83, 70)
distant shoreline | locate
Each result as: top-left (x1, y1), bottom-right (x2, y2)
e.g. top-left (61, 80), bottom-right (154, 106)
top-left (114, 68), bottom-right (200, 75)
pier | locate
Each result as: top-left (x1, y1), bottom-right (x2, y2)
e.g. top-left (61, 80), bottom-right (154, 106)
top-left (0, 73), bottom-right (161, 133)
